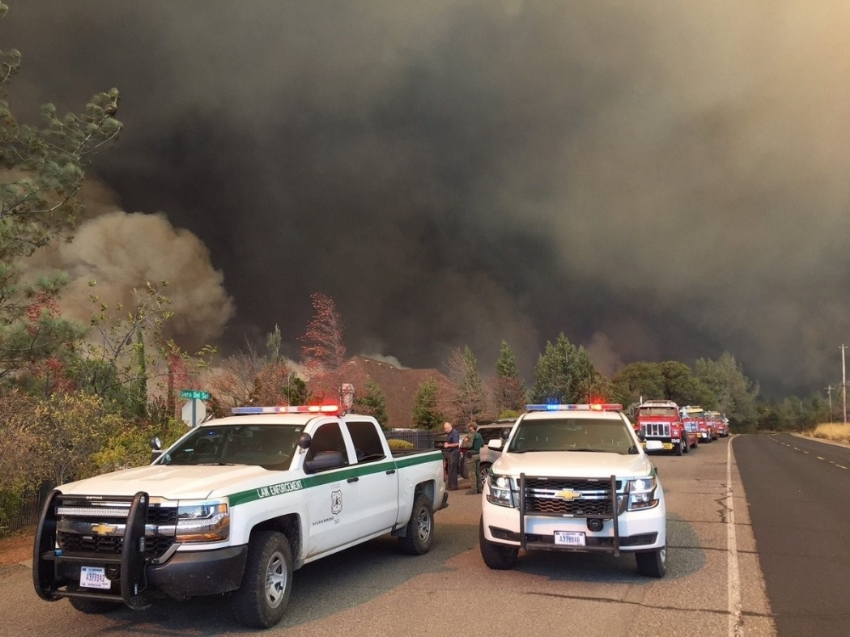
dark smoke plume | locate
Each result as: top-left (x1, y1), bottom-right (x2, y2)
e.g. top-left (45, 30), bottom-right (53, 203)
top-left (6, 0), bottom-right (850, 397)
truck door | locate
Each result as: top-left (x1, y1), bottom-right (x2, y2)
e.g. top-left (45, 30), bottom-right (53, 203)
top-left (344, 419), bottom-right (399, 537)
top-left (302, 421), bottom-right (360, 556)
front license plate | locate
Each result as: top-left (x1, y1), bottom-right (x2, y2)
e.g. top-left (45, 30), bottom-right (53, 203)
top-left (80, 566), bottom-right (111, 590)
top-left (554, 531), bottom-right (586, 546)
top-left (662, 443), bottom-right (674, 450)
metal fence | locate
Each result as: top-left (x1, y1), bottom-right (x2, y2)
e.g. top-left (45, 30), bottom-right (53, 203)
top-left (385, 429), bottom-right (438, 450)
top-left (0, 482), bottom-right (50, 535)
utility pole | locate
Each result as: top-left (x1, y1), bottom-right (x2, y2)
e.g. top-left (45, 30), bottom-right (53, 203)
top-left (842, 345), bottom-right (847, 424)
top-left (826, 385), bottom-right (833, 424)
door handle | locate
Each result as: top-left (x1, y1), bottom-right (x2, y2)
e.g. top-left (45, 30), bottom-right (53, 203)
top-left (386, 469), bottom-right (396, 475)
top-left (347, 476), bottom-right (359, 483)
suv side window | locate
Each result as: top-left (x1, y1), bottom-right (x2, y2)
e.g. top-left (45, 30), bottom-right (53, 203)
top-left (346, 420), bottom-right (386, 463)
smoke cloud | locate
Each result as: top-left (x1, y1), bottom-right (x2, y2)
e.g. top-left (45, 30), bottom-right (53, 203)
top-left (26, 180), bottom-right (234, 349)
top-left (6, 0), bottom-right (850, 396)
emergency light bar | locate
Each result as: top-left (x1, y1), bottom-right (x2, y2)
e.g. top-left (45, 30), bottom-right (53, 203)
top-left (231, 405), bottom-right (340, 415)
top-left (526, 403), bottom-right (623, 412)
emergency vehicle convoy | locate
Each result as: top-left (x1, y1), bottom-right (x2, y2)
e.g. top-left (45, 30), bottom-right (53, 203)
top-left (479, 404), bottom-right (667, 578)
top-left (33, 405), bottom-right (447, 629)
top-left (635, 400), bottom-right (698, 455)
top-left (681, 406), bottom-right (714, 443)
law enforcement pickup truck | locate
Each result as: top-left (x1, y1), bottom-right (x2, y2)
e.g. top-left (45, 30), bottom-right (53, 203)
top-left (479, 404), bottom-right (667, 578)
top-left (33, 405), bottom-right (447, 628)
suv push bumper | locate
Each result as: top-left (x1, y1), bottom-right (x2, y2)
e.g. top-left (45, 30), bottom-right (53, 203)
top-left (482, 479), bottom-right (666, 554)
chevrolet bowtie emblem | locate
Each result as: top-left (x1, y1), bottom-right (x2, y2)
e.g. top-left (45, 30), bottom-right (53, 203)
top-left (90, 523), bottom-right (116, 536)
top-left (555, 489), bottom-right (580, 500)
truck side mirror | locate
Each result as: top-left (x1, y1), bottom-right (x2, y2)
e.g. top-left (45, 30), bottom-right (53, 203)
top-left (488, 439), bottom-right (503, 450)
top-left (150, 437), bottom-right (163, 463)
top-left (297, 433), bottom-right (312, 450)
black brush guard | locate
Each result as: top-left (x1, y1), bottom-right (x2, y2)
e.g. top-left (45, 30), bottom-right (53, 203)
top-left (518, 473), bottom-right (624, 556)
top-left (33, 490), bottom-right (152, 610)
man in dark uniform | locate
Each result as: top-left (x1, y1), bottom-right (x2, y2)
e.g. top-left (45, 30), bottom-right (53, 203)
top-left (465, 422), bottom-right (485, 494)
top-left (443, 421), bottom-right (460, 490)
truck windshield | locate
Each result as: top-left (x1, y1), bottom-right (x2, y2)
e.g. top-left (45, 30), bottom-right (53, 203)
top-left (638, 407), bottom-right (677, 417)
top-left (159, 424), bottom-right (303, 470)
top-left (507, 419), bottom-right (635, 454)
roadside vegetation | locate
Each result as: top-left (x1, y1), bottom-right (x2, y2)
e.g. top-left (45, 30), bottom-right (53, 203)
top-left (808, 423), bottom-right (850, 444)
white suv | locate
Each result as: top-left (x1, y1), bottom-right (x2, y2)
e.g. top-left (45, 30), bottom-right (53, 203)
top-left (479, 404), bottom-right (667, 578)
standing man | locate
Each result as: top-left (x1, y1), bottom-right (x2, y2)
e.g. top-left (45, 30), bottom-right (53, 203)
top-left (465, 422), bottom-right (484, 494)
top-left (443, 421), bottom-right (460, 490)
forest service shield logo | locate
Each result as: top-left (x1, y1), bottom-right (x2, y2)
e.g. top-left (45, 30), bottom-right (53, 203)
top-left (331, 489), bottom-right (343, 514)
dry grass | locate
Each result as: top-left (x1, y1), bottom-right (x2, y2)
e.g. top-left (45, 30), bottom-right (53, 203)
top-left (809, 423), bottom-right (850, 444)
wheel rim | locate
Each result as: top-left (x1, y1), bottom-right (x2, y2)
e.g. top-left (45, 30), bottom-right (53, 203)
top-left (415, 507), bottom-right (432, 543)
top-left (264, 550), bottom-right (288, 608)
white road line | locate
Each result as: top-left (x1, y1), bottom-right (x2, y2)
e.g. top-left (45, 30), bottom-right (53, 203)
top-left (728, 439), bottom-right (742, 636)
top-left (838, 465), bottom-right (848, 470)
top-left (817, 456), bottom-right (825, 460)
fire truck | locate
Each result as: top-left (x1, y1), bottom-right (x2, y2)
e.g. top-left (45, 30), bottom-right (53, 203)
top-left (706, 411), bottom-right (728, 437)
top-left (681, 406), bottom-right (713, 443)
top-left (635, 400), bottom-right (697, 456)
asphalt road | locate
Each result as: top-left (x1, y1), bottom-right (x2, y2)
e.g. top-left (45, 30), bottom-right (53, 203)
top-left (734, 433), bottom-right (850, 637)
top-left (1, 437), bottom-right (776, 637)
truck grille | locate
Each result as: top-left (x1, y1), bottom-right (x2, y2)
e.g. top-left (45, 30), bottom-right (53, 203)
top-left (641, 423), bottom-right (670, 437)
top-left (54, 495), bottom-right (177, 560)
top-left (523, 477), bottom-right (622, 517)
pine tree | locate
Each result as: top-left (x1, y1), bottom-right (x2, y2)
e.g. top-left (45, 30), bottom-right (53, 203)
top-left (353, 379), bottom-right (388, 429)
top-left (530, 333), bottom-right (602, 404)
top-left (493, 340), bottom-right (526, 414)
top-left (0, 3), bottom-right (122, 377)
top-left (412, 378), bottom-right (444, 430)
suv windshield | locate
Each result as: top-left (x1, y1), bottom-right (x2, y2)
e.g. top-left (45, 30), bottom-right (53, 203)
top-left (159, 424), bottom-right (303, 470)
top-left (507, 418), bottom-right (635, 454)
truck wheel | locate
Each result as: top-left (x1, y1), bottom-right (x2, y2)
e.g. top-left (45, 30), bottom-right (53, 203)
top-left (635, 543), bottom-right (667, 578)
top-left (399, 493), bottom-right (434, 555)
top-left (68, 596), bottom-right (119, 615)
top-left (231, 531), bottom-right (293, 629)
top-left (675, 440), bottom-right (684, 456)
top-left (682, 439), bottom-right (689, 454)
top-left (479, 518), bottom-right (518, 570)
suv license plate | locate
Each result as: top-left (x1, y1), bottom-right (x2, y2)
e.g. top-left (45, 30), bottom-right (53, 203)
top-left (554, 531), bottom-right (586, 546)
top-left (80, 566), bottom-right (111, 590)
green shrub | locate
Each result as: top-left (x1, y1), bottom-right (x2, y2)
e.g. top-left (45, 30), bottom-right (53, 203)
top-left (386, 438), bottom-right (414, 450)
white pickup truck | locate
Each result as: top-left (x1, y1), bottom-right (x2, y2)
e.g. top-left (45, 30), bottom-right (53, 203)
top-left (479, 403), bottom-right (667, 578)
top-left (33, 405), bottom-right (447, 628)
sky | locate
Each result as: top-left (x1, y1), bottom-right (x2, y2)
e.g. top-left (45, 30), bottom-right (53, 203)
top-left (5, 0), bottom-right (850, 398)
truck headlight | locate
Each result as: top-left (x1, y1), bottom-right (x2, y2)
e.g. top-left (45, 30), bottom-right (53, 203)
top-left (627, 477), bottom-right (659, 511)
top-left (486, 474), bottom-right (517, 508)
top-left (176, 499), bottom-right (230, 542)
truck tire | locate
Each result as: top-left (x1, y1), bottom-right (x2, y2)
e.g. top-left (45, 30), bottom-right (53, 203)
top-left (479, 517), bottom-right (518, 570)
top-left (399, 493), bottom-right (434, 555)
top-left (635, 543), bottom-right (667, 578)
top-left (68, 596), bottom-right (119, 615)
top-left (675, 440), bottom-right (684, 456)
top-left (231, 531), bottom-right (293, 629)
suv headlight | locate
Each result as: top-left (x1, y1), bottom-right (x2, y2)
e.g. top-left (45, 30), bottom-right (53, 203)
top-left (486, 474), bottom-right (517, 508)
top-left (627, 477), bottom-right (659, 511)
top-left (176, 498), bottom-right (230, 542)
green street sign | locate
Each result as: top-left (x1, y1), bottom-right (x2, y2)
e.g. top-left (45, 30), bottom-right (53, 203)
top-left (180, 389), bottom-right (210, 401)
